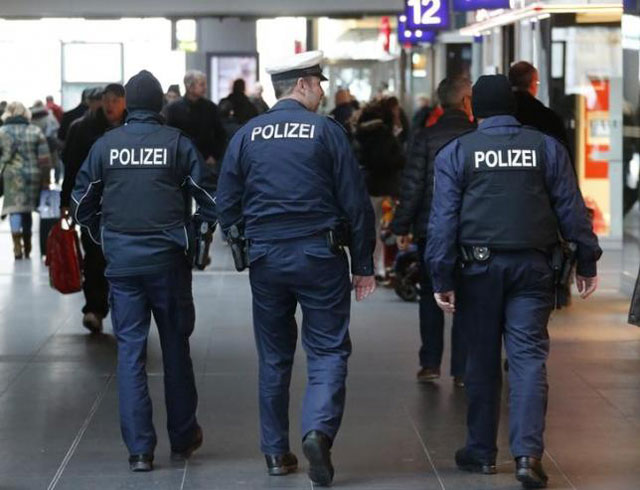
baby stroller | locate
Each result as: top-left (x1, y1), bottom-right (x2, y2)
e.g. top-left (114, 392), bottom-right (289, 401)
top-left (378, 198), bottom-right (421, 301)
top-left (393, 244), bottom-right (421, 302)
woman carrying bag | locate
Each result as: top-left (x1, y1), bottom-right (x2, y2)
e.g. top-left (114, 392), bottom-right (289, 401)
top-left (0, 102), bottom-right (51, 259)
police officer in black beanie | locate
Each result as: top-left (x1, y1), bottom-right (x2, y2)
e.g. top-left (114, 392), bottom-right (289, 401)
top-left (426, 74), bottom-right (601, 489)
top-left (71, 70), bottom-right (216, 472)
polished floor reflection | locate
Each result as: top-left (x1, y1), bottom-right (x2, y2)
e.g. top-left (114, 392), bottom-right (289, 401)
top-left (0, 227), bottom-right (638, 490)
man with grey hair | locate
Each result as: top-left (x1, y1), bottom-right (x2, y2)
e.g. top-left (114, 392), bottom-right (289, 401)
top-left (392, 76), bottom-right (475, 387)
top-left (163, 69), bottom-right (227, 187)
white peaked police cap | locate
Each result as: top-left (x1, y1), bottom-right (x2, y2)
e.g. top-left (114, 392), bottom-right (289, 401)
top-left (266, 50), bottom-right (328, 82)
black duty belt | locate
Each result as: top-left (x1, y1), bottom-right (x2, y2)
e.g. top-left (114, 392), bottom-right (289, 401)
top-left (460, 245), bottom-right (554, 263)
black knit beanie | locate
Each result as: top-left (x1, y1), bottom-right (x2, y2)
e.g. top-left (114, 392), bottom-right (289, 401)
top-left (125, 70), bottom-right (164, 113)
top-left (472, 74), bottom-right (516, 118)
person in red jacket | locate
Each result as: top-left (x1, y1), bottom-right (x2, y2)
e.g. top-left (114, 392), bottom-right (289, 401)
top-left (45, 96), bottom-right (63, 124)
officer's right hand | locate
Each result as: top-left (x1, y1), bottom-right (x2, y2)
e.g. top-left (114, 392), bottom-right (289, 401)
top-left (434, 291), bottom-right (456, 313)
top-left (353, 275), bottom-right (376, 301)
top-left (396, 235), bottom-right (412, 251)
top-left (576, 275), bottom-right (598, 299)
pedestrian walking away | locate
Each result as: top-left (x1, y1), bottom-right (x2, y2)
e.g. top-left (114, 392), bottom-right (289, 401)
top-left (392, 76), bottom-right (476, 387)
top-left (426, 74), bottom-right (602, 489)
top-left (61, 83), bottom-right (127, 334)
top-left (217, 50), bottom-right (376, 487)
top-left (71, 70), bottom-right (217, 472)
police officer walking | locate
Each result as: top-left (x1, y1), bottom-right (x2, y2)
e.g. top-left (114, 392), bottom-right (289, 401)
top-left (426, 75), bottom-right (601, 489)
top-left (217, 51), bottom-right (376, 487)
top-left (71, 70), bottom-right (216, 472)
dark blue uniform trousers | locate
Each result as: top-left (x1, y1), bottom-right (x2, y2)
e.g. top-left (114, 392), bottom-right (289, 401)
top-left (248, 236), bottom-right (352, 455)
top-left (108, 257), bottom-right (199, 455)
top-left (418, 239), bottom-right (466, 375)
top-left (457, 250), bottom-right (553, 462)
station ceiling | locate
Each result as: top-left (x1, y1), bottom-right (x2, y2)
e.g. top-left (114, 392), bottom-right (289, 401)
top-left (0, 0), bottom-right (402, 18)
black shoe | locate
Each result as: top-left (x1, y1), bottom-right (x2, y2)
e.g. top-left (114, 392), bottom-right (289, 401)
top-left (515, 457), bottom-right (548, 488)
top-left (265, 452), bottom-right (298, 476)
top-left (416, 367), bottom-right (441, 383)
top-left (82, 312), bottom-right (103, 334)
top-left (171, 426), bottom-right (203, 462)
top-left (302, 430), bottom-right (334, 487)
top-left (129, 453), bottom-right (153, 472)
top-left (455, 447), bottom-right (497, 475)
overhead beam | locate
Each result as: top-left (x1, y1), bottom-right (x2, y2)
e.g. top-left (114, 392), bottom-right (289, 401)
top-left (0, 0), bottom-right (402, 19)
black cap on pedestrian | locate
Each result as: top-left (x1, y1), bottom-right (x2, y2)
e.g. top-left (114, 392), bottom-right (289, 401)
top-left (471, 75), bottom-right (516, 119)
top-left (125, 70), bottom-right (164, 113)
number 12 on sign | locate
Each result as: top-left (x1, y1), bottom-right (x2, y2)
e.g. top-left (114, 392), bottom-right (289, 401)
top-left (404, 0), bottom-right (450, 29)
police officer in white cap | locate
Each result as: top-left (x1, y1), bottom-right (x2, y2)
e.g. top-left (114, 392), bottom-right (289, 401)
top-left (217, 51), bottom-right (376, 486)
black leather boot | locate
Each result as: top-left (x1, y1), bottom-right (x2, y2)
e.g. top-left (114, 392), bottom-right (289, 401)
top-left (302, 430), bottom-right (334, 486)
top-left (515, 456), bottom-right (548, 488)
top-left (455, 447), bottom-right (497, 475)
top-left (265, 452), bottom-right (298, 476)
top-left (129, 453), bottom-right (153, 472)
top-left (22, 233), bottom-right (31, 259)
top-left (171, 425), bottom-right (203, 461)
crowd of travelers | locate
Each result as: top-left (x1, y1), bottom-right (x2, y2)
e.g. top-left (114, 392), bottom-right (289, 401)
top-left (0, 60), bottom-right (572, 339)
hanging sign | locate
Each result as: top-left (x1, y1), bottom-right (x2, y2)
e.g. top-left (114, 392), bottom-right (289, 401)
top-left (397, 15), bottom-right (437, 44)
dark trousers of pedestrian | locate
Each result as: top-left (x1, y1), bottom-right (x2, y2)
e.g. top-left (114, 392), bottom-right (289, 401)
top-left (249, 235), bottom-right (352, 455)
top-left (108, 257), bottom-right (199, 455)
top-left (80, 229), bottom-right (109, 317)
top-left (457, 250), bottom-right (553, 463)
top-left (418, 239), bottom-right (466, 376)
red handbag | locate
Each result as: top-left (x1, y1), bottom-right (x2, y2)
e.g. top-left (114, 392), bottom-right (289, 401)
top-left (45, 219), bottom-right (83, 294)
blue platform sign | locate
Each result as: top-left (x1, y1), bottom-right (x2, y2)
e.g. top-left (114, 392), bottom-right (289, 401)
top-left (398, 15), bottom-right (437, 44)
top-left (624, 0), bottom-right (640, 14)
top-left (453, 0), bottom-right (510, 11)
top-left (403, 0), bottom-right (450, 31)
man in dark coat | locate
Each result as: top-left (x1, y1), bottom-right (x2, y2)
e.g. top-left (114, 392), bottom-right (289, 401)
top-left (391, 77), bottom-right (475, 386)
top-left (58, 88), bottom-right (91, 142)
top-left (509, 61), bottom-right (569, 149)
top-left (329, 88), bottom-right (355, 134)
top-left (250, 82), bottom-right (270, 115)
top-left (163, 70), bottom-right (227, 187)
top-left (61, 84), bottom-right (127, 334)
top-left (220, 78), bottom-right (259, 125)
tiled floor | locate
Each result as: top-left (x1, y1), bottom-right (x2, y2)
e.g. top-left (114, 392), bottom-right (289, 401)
top-left (0, 226), bottom-right (638, 490)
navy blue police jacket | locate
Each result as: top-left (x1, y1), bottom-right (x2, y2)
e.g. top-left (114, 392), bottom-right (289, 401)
top-left (426, 115), bottom-right (602, 293)
top-left (217, 98), bottom-right (375, 276)
top-left (71, 110), bottom-right (217, 277)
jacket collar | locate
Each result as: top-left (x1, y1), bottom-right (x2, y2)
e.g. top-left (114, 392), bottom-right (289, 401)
top-left (270, 98), bottom-right (309, 112)
top-left (3, 116), bottom-right (29, 125)
top-left (478, 114), bottom-right (521, 130)
top-left (439, 109), bottom-right (472, 121)
top-left (125, 110), bottom-right (164, 125)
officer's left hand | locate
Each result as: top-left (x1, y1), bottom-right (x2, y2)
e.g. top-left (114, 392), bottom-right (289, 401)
top-left (434, 291), bottom-right (456, 313)
top-left (576, 275), bottom-right (598, 299)
top-left (353, 275), bottom-right (376, 301)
